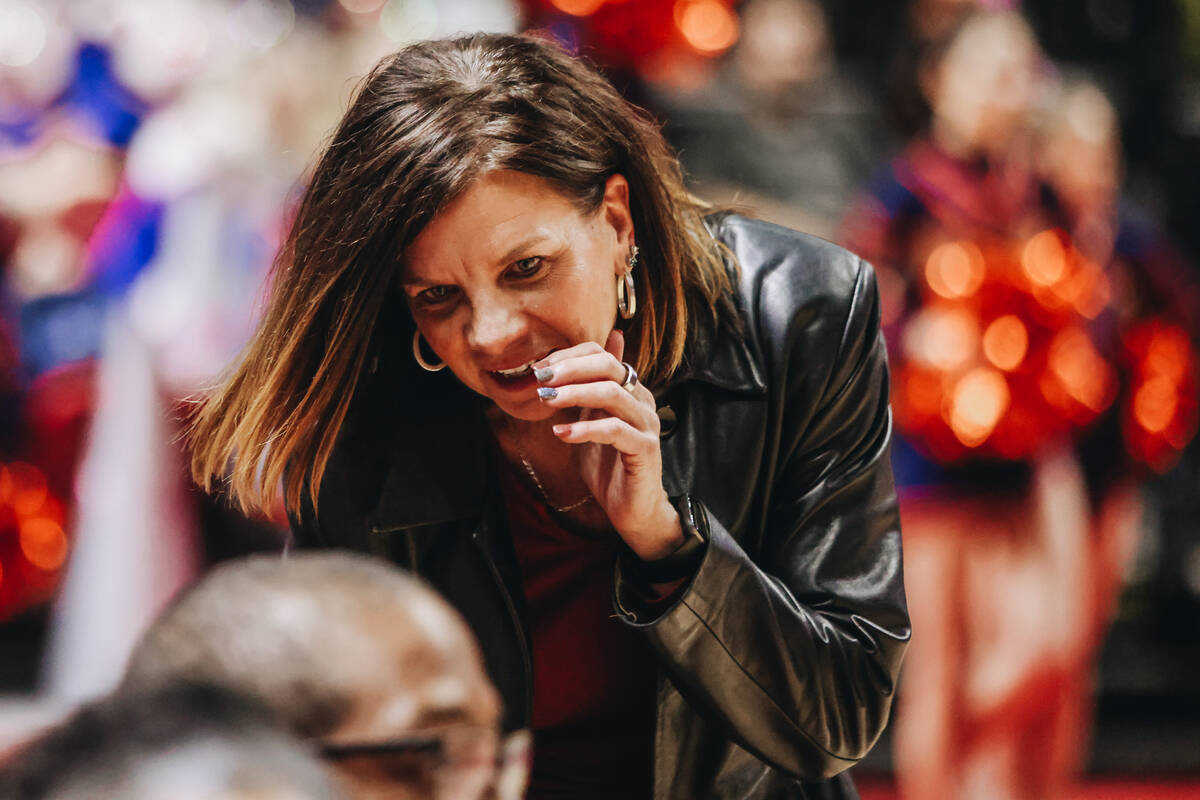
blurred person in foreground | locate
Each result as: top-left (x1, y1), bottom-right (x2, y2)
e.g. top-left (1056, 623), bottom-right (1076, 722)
top-left (0, 681), bottom-right (342, 800)
top-left (120, 552), bottom-right (529, 800)
top-left (186, 32), bottom-right (909, 800)
top-left (842, 8), bottom-right (1196, 800)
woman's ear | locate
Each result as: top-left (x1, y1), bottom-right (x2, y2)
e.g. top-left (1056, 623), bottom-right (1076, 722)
top-left (601, 174), bottom-right (634, 275)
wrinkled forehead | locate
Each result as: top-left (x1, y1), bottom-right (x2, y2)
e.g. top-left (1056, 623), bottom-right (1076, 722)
top-left (401, 170), bottom-right (593, 280)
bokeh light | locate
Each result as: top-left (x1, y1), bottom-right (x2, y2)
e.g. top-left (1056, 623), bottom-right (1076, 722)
top-left (983, 314), bottom-right (1028, 372)
top-left (1144, 326), bottom-right (1191, 384)
top-left (946, 366), bottom-right (1010, 447)
top-left (674, 0), bottom-right (739, 55)
top-left (1046, 326), bottom-right (1114, 414)
top-left (0, 1), bottom-right (47, 67)
top-left (1021, 229), bottom-right (1069, 287)
top-left (7, 462), bottom-right (48, 518)
top-left (903, 305), bottom-right (980, 372)
top-left (551, 0), bottom-right (607, 17)
top-left (1063, 259), bottom-right (1110, 319)
top-left (19, 518), bottom-right (69, 572)
top-left (1134, 375), bottom-right (1179, 435)
top-left (925, 241), bottom-right (986, 299)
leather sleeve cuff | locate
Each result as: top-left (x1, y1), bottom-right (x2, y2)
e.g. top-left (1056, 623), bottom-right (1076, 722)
top-left (614, 494), bottom-right (709, 623)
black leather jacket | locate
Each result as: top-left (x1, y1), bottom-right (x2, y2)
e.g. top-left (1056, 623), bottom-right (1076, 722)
top-left (291, 215), bottom-right (910, 799)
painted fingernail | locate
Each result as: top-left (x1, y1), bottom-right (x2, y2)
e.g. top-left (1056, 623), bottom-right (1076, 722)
top-left (537, 387), bottom-right (558, 401)
top-left (534, 366), bottom-right (554, 382)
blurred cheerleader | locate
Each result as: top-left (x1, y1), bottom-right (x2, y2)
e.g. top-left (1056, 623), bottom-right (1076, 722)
top-left (843, 9), bottom-right (1196, 799)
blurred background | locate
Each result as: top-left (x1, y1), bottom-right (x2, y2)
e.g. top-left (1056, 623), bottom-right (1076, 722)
top-left (1, 0), bottom-right (1198, 797)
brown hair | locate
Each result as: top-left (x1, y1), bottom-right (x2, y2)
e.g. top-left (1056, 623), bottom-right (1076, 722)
top-left (189, 32), bottom-right (736, 517)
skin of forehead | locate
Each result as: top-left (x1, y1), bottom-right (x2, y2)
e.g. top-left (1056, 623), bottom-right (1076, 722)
top-left (341, 598), bottom-right (501, 736)
top-left (404, 170), bottom-right (601, 285)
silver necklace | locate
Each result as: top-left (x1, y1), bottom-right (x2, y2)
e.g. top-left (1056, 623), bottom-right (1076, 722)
top-left (517, 451), bottom-right (593, 513)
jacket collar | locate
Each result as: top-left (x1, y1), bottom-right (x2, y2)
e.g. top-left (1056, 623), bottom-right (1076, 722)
top-left (368, 371), bottom-right (491, 533)
top-left (661, 300), bottom-right (765, 395)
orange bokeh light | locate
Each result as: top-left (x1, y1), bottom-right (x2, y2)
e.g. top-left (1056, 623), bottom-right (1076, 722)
top-left (7, 462), bottom-right (47, 517)
top-left (925, 241), bottom-right (985, 299)
top-left (675, 0), bottom-right (740, 54)
top-left (1144, 327), bottom-right (1191, 383)
top-left (1021, 229), bottom-right (1069, 287)
top-left (902, 306), bottom-right (980, 371)
top-left (1048, 327), bottom-right (1113, 413)
top-left (551, 0), bottom-right (607, 16)
top-left (1064, 260), bottom-right (1111, 319)
top-left (20, 517), bottom-right (69, 571)
top-left (1133, 376), bottom-right (1179, 434)
top-left (982, 315), bottom-right (1028, 372)
top-left (946, 367), bottom-right (1010, 447)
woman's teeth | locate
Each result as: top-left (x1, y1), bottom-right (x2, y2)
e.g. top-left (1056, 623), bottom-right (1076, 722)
top-left (494, 360), bottom-right (536, 378)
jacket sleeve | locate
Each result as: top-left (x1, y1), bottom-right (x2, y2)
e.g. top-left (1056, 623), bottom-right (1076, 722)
top-left (614, 256), bottom-right (910, 780)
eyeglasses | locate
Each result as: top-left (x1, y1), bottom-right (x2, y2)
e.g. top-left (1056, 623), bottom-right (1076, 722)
top-left (319, 726), bottom-right (530, 800)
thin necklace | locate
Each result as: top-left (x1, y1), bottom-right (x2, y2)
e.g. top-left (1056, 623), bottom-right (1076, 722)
top-left (516, 450), bottom-right (593, 513)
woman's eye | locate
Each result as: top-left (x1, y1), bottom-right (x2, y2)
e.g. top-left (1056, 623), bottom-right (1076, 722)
top-left (509, 256), bottom-right (543, 278)
top-left (417, 285), bottom-right (457, 306)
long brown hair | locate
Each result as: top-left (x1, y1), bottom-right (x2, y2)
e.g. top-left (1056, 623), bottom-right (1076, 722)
top-left (190, 32), bottom-right (736, 517)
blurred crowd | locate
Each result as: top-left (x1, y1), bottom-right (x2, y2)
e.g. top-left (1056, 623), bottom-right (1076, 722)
top-left (2, 0), bottom-right (1199, 798)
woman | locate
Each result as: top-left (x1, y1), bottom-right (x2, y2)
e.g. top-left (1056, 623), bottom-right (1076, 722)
top-left (190, 33), bottom-right (908, 800)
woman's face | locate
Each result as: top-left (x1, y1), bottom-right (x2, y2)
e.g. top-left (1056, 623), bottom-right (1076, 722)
top-left (402, 170), bottom-right (634, 422)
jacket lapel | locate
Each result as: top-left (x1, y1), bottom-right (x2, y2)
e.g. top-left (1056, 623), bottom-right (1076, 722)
top-left (369, 379), bottom-right (491, 533)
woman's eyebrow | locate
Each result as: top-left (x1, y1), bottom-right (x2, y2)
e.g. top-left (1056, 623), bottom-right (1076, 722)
top-left (497, 233), bottom-right (559, 265)
top-left (400, 274), bottom-right (437, 289)
top-left (400, 233), bottom-right (565, 288)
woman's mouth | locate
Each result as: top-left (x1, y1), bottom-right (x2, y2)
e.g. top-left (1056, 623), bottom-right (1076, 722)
top-left (492, 359), bottom-right (538, 379)
top-left (486, 352), bottom-right (552, 392)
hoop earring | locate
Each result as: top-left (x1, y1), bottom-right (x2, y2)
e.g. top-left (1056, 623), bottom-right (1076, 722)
top-left (412, 330), bottom-right (446, 372)
top-left (617, 245), bottom-right (638, 320)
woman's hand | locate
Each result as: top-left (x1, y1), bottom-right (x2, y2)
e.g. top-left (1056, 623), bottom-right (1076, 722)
top-left (533, 330), bottom-right (684, 560)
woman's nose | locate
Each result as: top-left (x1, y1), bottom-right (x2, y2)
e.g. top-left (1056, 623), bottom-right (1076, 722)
top-left (466, 299), bottom-right (527, 356)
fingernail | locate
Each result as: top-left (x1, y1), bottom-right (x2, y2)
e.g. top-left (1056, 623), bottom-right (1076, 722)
top-left (534, 366), bottom-right (554, 382)
top-left (553, 424), bottom-right (569, 436)
top-left (537, 387), bottom-right (558, 401)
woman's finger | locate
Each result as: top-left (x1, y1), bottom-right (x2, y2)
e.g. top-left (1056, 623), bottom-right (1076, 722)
top-left (533, 340), bottom-right (605, 369)
top-left (552, 415), bottom-right (656, 454)
top-left (604, 328), bottom-right (625, 361)
top-left (538, 379), bottom-right (658, 432)
top-left (533, 352), bottom-right (627, 387)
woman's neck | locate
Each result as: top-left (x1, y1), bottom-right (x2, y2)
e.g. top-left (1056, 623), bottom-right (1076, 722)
top-left (487, 405), bottom-right (607, 526)
top-left (486, 405), bottom-right (575, 457)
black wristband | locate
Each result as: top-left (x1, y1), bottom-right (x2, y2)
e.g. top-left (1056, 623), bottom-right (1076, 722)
top-left (622, 494), bottom-right (707, 585)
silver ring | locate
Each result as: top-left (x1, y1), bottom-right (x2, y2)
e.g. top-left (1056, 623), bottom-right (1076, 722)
top-left (620, 362), bottom-right (638, 394)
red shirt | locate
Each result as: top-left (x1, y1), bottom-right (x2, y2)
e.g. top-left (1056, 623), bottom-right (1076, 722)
top-left (499, 462), bottom-right (657, 799)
